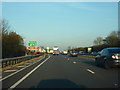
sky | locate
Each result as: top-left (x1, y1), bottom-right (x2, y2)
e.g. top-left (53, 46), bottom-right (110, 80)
top-left (2, 1), bottom-right (118, 50)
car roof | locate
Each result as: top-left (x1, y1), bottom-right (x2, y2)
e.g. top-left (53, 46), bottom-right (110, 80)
top-left (103, 48), bottom-right (120, 51)
top-left (105, 47), bottom-right (120, 50)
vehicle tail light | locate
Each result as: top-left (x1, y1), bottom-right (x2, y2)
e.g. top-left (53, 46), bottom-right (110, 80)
top-left (112, 55), bottom-right (118, 59)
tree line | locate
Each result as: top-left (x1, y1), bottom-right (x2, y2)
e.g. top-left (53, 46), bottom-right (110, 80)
top-left (92, 31), bottom-right (120, 52)
top-left (69, 30), bottom-right (120, 52)
top-left (1, 20), bottom-right (26, 58)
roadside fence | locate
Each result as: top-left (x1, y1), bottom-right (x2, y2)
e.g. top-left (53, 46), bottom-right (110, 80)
top-left (0, 54), bottom-right (42, 68)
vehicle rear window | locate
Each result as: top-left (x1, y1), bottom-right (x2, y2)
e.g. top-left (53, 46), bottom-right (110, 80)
top-left (72, 51), bottom-right (77, 53)
top-left (53, 50), bottom-right (59, 52)
top-left (108, 49), bottom-right (120, 54)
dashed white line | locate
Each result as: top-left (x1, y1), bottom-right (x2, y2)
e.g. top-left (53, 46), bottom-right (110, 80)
top-left (8, 55), bottom-right (51, 90)
top-left (73, 61), bottom-right (76, 64)
top-left (86, 69), bottom-right (95, 74)
top-left (68, 58), bottom-right (70, 60)
top-left (114, 83), bottom-right (118, 87)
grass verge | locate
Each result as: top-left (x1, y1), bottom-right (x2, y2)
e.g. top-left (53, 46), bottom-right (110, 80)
top-left (79, 55), bottom-right (96, 59)
top-left (0, 55), bottom-right (45, 71)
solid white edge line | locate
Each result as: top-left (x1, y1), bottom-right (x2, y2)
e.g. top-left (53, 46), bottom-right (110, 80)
top-left (4, 70), bottom-right (17, 73)
top-left (8, 55), bottom-right (51, 90)
top-left (0, 55), bottom-right (45, 81)
top-left (86, 69), bottom-right (95, 74)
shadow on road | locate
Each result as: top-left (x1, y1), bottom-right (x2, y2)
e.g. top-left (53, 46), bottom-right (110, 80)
top-left (81, 60), bottom-right (106, 69)
top-left (30, 79), bottom-right (86, 88)
top-left (82, 61), bottom-right (96, 67)
top-left (82, 61), bottom-right (120, 70)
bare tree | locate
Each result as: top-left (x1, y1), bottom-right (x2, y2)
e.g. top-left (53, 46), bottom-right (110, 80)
top-left (105, 31), bottom-right (120, 47)
top-left (0, 19), bottom-right (2, 59)
top-left (2, 19), bottom-right (26, 58)
top-left (93, 37), bottom-right (103, 45)
top-left (2, 20), bottom-right (10, 35)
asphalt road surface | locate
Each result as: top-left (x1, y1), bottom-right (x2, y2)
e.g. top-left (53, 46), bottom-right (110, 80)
top-left (1, 54), bottom-right (120, 89)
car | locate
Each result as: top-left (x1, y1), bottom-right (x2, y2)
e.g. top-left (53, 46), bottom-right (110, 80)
top-left (62, 50), bottom-right (68, 55)
top-left (91, 52), bottom-right (98, 56)
top-left (69, 51), bottom-right (78, 57)
top-left (79, 51), bottom-right (85, 55)
top-left (53, 50), bottom-right (60, 55)
top-left (49, 49), bottom-right (53, 54)
top-left (95, 47), bottom-right (120, 69)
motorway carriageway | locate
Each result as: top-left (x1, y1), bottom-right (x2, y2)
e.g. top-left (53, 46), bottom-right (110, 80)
top-left (1, 54), bottom-right (119, 89)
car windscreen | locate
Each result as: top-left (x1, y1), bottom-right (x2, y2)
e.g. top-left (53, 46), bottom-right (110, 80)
top-left (108, 49), bottom-right (120, 54)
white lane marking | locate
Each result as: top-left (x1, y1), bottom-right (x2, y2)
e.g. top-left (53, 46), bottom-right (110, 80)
top-left (73, 61), bottom-right (76, 64)
top-left (68, 58), bottom-right (70, 60)
top-left (4, 70), bottom-right (17, 73)
top-left (17, 66), bottom-right (25, 68)
top-left (114, 83), bottom-right (118, 87)
top-left (8, 55), bottom-right (51, 90)
top-left (0, 55), bottom-right (45, 81)
top-left (0, 76), bottom-right (2, 79)
top-left (86, 69), bottom-right (95, 74)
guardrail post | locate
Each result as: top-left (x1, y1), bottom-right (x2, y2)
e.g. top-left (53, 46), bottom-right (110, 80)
top-left (2, 62), bottom-right (3, 68)
top-left (6, 61), bottom-right (8, 67)
top-left (2, 62), bottom-right (6, 68)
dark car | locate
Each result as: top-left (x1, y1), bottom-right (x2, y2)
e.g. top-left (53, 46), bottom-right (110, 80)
top-left (91, 52), bottom-right (98, 56)
top-left (69, 51), bottom-right (78, 57)
top-left (95, 48), bottom-right (120, 69)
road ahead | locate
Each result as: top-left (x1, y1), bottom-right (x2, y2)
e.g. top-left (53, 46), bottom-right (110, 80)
top-left (2, 54), bottom-right (119, 89)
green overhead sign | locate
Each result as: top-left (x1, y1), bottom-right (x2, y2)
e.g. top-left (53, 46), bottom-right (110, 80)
top-left (28, 41), bottom-right (37, 46)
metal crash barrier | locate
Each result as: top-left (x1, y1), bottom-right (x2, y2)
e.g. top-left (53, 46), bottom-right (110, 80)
top-left (0, 54), bottom-right (42, 68)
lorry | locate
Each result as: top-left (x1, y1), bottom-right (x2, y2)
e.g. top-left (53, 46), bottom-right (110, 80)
top-left (53, 46), bottom-right (59, 50)
top-left (52, 46), bottom-right (60, 55)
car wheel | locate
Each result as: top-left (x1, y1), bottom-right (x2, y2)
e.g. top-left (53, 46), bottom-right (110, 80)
top-left (104, 61), bottom-right (110, 69)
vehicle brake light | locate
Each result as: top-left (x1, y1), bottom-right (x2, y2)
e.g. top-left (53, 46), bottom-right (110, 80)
top-left (112, 55), bottom-right (118, 59)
